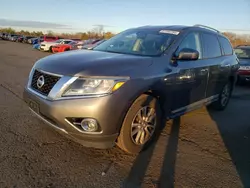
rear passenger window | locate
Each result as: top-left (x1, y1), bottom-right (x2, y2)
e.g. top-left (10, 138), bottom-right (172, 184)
top-left (218, 37), bottom-right (233, 55)
top-left (201, 33), bottom-right (222, 58)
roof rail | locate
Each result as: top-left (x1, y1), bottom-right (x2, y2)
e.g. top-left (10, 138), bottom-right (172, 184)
top-left (235, 45), bottom-right (250, 48)
top-left (193, 24), bottom-right (220, 33)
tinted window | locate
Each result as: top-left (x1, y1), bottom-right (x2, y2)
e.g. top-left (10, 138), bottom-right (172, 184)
top-left (177, 32), bottom-right (202, 59)
top-left (218, 37), bottom-right (233, 55)
top-left (64, 40), bottom-right (73, 44)
top-left (202, 33), bottom-right (222, 58)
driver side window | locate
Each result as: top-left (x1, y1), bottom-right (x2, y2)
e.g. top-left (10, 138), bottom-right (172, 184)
top-left (177, 32), bottom-right (202, 59)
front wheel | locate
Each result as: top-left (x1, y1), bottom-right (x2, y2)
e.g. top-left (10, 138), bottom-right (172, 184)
top-left (210, 82), bottom-right (232, 111)
top-left (116, 94), bottom-right (162, 154)
top-left (49, 46), bottom-right (53, 53)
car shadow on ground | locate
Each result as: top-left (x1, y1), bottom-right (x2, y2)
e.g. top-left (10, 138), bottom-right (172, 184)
top-left (208, 84), bottom-right (250, 188)
top-left (122, 117), bottom-right (181, 188)
top-left (122, 85), bottom-right (250, 188)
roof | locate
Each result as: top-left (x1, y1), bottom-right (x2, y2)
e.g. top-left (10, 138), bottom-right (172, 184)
top-left (136, 25), bottom-right (189, 31)
top-left (235, 45), bottom-right (250, 49)
top-left (136, 25), bottom-right (222, 35)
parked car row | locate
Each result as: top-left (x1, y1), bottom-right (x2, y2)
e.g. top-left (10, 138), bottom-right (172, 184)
top-left (0, 32), bottom-right (106, 54)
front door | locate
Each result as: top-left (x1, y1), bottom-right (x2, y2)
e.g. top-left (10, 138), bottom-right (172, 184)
top-left (171, 32), bottom-right (209, 114)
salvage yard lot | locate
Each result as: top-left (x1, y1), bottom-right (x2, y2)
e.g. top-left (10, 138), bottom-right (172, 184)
top-left (0, 40), bottom-right (249, 188)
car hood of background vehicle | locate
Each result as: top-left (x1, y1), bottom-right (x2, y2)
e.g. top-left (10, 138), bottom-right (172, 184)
top-left (239, 58), bottom-right (250, 66)
top-left (41, 42), bottom-right (57, 45)
top-left (34, 50), bottom-right (153, 76)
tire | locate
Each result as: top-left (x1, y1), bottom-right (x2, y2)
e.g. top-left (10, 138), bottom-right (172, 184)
top-left (64, 48), bottom-right (70, 51)
top-left (210, 81), bottom-right (232, 111)
top-left (49, 46), bottom-right (53, 53)
top-left (116, 94), bottom-right (162, 154)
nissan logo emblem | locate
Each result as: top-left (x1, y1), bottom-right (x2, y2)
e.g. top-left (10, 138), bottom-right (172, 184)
top-left (37, 75), bottom-right (45, 89)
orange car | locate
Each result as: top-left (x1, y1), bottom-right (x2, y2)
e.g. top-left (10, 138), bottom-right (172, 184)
top-left (52, 41), bottom-right (78, 53)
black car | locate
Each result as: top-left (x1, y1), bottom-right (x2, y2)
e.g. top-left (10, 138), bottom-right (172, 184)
top-left (23, 36), bottom-right (35, 43)
top-left (23, 24), bottom-right (239, 154)
top-left (0, 32), bottom-right (3, 39)
top-left (234, 45), bottom-right (250, 83)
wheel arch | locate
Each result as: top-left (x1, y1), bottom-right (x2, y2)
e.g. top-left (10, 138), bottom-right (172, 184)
top-left (115, 85), bottom-right (166, 136)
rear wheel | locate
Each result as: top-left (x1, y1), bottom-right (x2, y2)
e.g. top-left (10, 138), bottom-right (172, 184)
top-left (64, 48), bottom-right (70, 51)
top-left (116, 94), bottom-right (162, 154)
top-left (210, 81), bottom-right (232, 111)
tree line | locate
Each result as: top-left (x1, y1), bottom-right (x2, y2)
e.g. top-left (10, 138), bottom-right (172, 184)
top-left (1, 27), bottom-right (250, 47)
top-left (0, 27), bottom-right (116, 40)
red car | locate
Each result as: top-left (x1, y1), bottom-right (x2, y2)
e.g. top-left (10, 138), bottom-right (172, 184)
top-left (41, 35), bottom-right (60, 42)
top-left (234, 45), bottom-right (250, 83)
top-left (52, 41), bottom-right (78, 53)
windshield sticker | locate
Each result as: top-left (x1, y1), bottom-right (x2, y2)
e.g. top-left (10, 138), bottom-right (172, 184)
top-left (159, 30), bottom-right (180, 35)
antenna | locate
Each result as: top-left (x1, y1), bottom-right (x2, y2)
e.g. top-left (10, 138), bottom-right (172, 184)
top-left (193, 24), bottom-right (220, 33)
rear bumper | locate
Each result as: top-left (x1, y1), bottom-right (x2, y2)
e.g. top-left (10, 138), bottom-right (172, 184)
top-left (238, 75), bottom-right (250, 81)
top-left (238, 70), bottom-right (250, 81)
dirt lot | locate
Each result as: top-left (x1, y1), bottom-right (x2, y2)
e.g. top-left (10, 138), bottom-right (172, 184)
top-left (0, 40), bottom-right (249, 188)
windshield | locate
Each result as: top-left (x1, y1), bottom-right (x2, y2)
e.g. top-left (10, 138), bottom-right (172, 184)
top-left (68, 41), bottom-right (77, 45)
top-left (55, 39), bottom-right (63, 43)
top-left (234, 48), bottom-right (250, 59)
top-left (93, 29), bottom-right (178, 56)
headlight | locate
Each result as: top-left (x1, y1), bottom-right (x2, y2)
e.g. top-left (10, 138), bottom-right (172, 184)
top-left (62, 78), bottom-right (127, 97)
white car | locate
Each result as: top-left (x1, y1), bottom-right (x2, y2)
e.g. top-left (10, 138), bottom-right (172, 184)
top-left (40, 39), bottom-right (74, 52)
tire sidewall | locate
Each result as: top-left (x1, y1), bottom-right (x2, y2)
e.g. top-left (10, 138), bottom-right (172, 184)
top-left (117, 95), bottom-right (162, 154)
top-left (218, 82), bottom-right (232, 109)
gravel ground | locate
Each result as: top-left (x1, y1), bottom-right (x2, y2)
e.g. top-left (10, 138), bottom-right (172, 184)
top-left (0, 40), bottom-right (249, 188)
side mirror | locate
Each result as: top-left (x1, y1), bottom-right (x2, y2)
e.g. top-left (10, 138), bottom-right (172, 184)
top-left (174, 48), bottom-right (199, 61)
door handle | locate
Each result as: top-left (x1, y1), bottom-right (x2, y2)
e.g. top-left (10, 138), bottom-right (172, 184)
top-left (201, 68), bottom-right (208, 72)
top-left (221, 64), bottom-right (230, 67)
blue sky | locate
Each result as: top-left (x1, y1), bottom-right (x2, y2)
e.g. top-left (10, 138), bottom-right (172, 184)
top-left (0, 0), bottom-right (250, 33)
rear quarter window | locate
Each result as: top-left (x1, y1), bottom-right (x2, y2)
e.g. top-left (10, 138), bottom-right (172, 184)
top-left (218, 36), bottom-right (233, 55)
top-left (201, 33), bottom-right (222, 58)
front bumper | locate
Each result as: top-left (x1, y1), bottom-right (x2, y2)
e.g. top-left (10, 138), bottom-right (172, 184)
top-left (40, 46), bottom-right (50, 51)
top-left (52, 48), bottom-right (60, 53)
top-left (23, 87), bottom-right (121, 149)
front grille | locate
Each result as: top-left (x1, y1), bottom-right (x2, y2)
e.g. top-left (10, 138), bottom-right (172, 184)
top-left (31, 70), bottom-right (60, 96)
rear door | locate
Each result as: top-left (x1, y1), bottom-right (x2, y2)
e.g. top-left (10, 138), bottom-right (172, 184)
top-left (201, 33), bottom-right (230, 98)
top-left (171, 32), bottom-right (209, 113)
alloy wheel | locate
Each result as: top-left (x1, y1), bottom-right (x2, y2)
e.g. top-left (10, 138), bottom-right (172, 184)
top-left (131, 106), bottom-right (157, 145)
top-left (221, 84), bottom-right (230, 106)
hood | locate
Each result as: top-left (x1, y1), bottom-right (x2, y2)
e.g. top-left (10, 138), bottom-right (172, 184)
top-left (41, 41), bottom-right (58, 45)
top-left (238, 58), bottom-right (250, 66)
top-left (34, 50), bottom-right (153, 77)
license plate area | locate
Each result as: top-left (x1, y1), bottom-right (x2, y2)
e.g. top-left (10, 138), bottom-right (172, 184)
top-left (28, 99), bottom-right (40, 113)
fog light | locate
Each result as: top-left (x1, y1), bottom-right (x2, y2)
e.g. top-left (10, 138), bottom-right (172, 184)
top-left (80, 119), bottom-right (98, 132)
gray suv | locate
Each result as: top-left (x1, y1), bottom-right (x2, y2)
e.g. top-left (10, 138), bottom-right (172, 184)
top-left (23, 25), bottom-right (239, 154)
